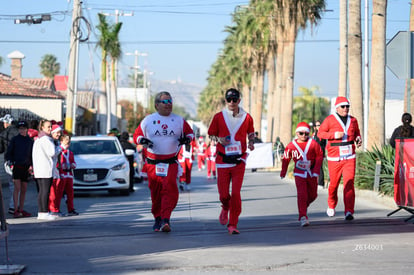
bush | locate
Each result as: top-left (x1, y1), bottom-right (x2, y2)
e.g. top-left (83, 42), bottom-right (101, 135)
top-left (355, 145), bottom-right (395, 196)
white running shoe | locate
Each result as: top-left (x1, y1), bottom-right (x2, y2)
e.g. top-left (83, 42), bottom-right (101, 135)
top-left (37, 212), bottom-right (57, 220)
top-left (326, 208), bottom-right (335, 217)
top-left (300, 216), bottom-right (310, 227)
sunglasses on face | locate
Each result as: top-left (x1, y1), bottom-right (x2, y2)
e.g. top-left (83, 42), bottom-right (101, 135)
top-left (315, 124), bottom-right (321, 127)
top-left (226, 97), bottom-right (239, 103)
top-left (340, 105), bottom-right (350, 109)
top-left (298, 132), bottom-right (309, 136)
top-left (159, 99), bottom-right (173, 104)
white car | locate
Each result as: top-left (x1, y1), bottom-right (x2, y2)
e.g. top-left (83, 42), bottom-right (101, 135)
top-left (70, 136), bottom-right (130, 196)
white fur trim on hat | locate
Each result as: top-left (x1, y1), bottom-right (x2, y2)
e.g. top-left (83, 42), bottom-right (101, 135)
top-left (335, 96), bottom-right (350, 108)
top-left (51, 125), bottom-right (62, 133)
top-left (295, 122), bottom-right (310, 133)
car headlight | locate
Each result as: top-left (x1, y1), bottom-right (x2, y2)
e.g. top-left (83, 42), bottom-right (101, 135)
top-left (112, 162), bottom-right (127, 171)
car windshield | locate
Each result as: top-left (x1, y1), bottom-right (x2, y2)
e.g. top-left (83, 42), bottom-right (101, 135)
top-left (70, 140), bottom-right (122, 155)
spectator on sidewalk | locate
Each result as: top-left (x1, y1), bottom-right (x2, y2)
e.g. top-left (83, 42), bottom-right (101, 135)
top-left (0, 114), bottom-right (19, 214)
top-left (119, 131), bottom-right (137, 193)
top-left (5, 120), bottom-right (33, 218)
top-left (390, 113), bottom-right (414, 148)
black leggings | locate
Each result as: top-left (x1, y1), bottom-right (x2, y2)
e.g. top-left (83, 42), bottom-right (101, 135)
top-left (36, 178), bottom-right (52, 213)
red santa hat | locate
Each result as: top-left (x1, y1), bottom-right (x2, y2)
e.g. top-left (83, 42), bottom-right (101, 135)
top-left (295, 122), bottom-right (310, 133)
top-left (335, 96), bottom-right (350, 108)
top-left (51, 124), bottom-right (62, 134)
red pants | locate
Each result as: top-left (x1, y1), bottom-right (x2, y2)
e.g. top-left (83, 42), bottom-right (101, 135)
top-left (217, 162), bottom-right (246, 228)
top-left (49, 177), bottom-right (75, 212)
top-left (207, 160), bottom-right (216, 178)
top-left (294, 176), bottom-right (318, 220)
top-left (179, 159), bottom-right (193, 184)
top-left (146, 163), bottom-right (179, 220)
top-left (197, 155), bottom-right (206, 169)
top-left (327, 158), bottom-right (356, 214)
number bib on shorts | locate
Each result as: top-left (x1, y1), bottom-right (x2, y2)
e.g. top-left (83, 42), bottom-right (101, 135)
top-left (339, 145), bottom-right (352, 158)
top-left (155, 163), bottom-right (169, 177)
top-left (296, 160), bottom-right (311, 171)
top-left (225, 141), bottom-right (242, 155)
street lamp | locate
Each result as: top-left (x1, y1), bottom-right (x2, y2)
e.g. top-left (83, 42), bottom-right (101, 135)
top-left (125, 51), bottom-right (148, 126)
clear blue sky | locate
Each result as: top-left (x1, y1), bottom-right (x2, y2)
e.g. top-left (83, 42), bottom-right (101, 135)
top-left (0, 0), bottom-right (409, 100)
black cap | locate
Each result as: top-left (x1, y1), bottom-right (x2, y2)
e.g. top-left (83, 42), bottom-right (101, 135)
top-left (225, 88), bottom-right (240, 99)
top-left (17, 120), bottom-right (28, 128)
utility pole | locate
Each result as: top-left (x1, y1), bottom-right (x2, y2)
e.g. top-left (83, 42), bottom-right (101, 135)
top-left (65, 0), bottom-right (82, 135)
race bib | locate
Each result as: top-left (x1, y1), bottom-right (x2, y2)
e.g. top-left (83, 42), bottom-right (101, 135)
top-left (155, 163), bottom-right (169, 177)
top-left (296, 160), bottom-right (311, 171)
top-left (339, 145), bottom-right (352, 158)
top-left (183, 150), bottom-right (192, 158)
top-left (225, 141), bottom-right (242, 155)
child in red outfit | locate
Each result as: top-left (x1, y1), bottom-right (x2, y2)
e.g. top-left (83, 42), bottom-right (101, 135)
top-left (50, 134), bottom-right (78, 216)
top-left (206, 140), bottom-right (217, 179)
top-left (280, 122), bottom-right (323, 227)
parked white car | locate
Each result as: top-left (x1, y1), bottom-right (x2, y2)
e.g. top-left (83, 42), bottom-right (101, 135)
top-left (70, 136), bottom-right (130, 196)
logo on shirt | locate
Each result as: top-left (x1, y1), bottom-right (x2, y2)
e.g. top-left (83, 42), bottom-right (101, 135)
top-left (162, 124), bottom-right (168, 130)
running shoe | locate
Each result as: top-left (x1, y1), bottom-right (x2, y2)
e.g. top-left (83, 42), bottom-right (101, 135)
top-left (153, 217), bottom-right (162, 232)
top-left (161, 218), bottom-right (171, 232)
top-left (345, 211), bottom-right (354, 221)
top-left (300, 216), bottom-right (310, 227)
top-left (219, 208), bottom-right (229, 225)
top-left (227, 226), bottom-right (240, 234)
top-left (326, 208), bottom-right (335, 217)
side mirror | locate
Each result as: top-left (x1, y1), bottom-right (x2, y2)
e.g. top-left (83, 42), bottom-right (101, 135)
top-left (125, 149), bottom-right (135, 156)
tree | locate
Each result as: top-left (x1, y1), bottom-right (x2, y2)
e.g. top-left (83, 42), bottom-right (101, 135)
top-left (39, 54), bottom-right (60, 79)
top-left (292, 86), bottom-right (330, 137)
top-left (0, 56), bottom-right (4, 67)
top-left (96, 13), bottom-right (110, 134)
top-left (338, 0), bottom-right (348, 97)
top-left (348, 0), bottom-right (364, 140)
top-left (367, 0), bottom-right (387, 148)
top-left (108, 21), bottom-right (122, 129)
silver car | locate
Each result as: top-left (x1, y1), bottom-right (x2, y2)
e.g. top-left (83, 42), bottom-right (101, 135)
top-left (70, 136), bottom-right (130, 196)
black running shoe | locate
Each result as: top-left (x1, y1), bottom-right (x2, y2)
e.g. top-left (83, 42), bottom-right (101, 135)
top-left (161, 218), bottom-right (171, 232)
top-left (153, 217), bottom-right (162, 232)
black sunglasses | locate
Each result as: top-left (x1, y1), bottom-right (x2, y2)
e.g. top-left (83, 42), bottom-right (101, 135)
top-left (298, 132), bottom-right (309, 136)
top-left (226, 97), bottom-right (239, 103)
top-left (340, 105), bottom-right (350, 109)
top-left (159, 99), bottom-right (173, 104)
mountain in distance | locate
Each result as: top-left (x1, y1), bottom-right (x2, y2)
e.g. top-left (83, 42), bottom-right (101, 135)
top-left (148, 77), bottom-right (203, 118)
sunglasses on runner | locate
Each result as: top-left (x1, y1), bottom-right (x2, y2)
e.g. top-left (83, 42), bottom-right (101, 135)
top-left (340, 105), bottom-right (350, 109)
top-left (159, 99), bottom-right (173, 104)
top-left (298, 132), bottom-right (309, 136)
top-left (226, 97), bottom-right (239, 103)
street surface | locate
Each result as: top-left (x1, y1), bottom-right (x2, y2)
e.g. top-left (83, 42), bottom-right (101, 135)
top-left (1, 168), bottom-right (414, 274)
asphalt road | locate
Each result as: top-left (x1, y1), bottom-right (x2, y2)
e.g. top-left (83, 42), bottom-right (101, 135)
top-left (1, 168), bottom-right (414, 275)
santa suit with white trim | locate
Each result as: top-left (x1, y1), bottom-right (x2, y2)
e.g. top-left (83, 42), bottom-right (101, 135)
top-left (133, 112), bottom-right (194, 221)
top-left (208, 105), bottom-right (254, 230)
top-left (196, 137), bottom-right (207, 170)
top-left (206, 141), bottom-right (217, 178)
top-left (280, 122), bottom-right (323, 220)
top-left (317, 97), bottom-right (362, 215)
top-left (177, 139), bottom-right (196, 185)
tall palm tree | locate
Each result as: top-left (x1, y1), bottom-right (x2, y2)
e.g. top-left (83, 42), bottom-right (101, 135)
top-left (348, 0), bottom-right (364, 139)
top-left (39, 54), bottom-right (60, 79)
top-left (96, 13), bottom-right (110, 134)
top-left (277, 0), bottom-right (326, 145)
top-left (367, 0), bottom-right (387, 148)
top-left (108, 21), bottom-right (122, 129)
top-left (338, 0), bottom-right (348, 97)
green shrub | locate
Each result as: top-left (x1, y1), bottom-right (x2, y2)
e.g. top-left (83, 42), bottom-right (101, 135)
top-left (355, 145), bottom-right (395, 196)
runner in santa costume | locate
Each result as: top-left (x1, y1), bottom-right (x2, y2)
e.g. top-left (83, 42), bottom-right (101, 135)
top-left (280, 122), bottom-right (323, 227)
top-left (196, 136), bottom-right (207, 171)
top-left (177, 138), bottom-right (196, 191)
top-left (134, 91), bottom-right (194, 232)
top-left (317, 96), bottom-right (362, 220)
top-left (208, 88), bottom-right (255, 234)
top-left (206, 139), bottom-right (217, 179)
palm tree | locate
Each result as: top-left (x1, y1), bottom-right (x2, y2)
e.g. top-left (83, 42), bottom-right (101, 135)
top-left (277, 0), bottom-right (326, 145)
top-left (39, 54), bottom-right (60, 79)
top-left (108, 21), bottom-right (122, 129)
top-left (348, 0), bottom-right (364, 140)
top-left (367, 0), bottom-right (387, 148)
top-left (338, 0), bottom-right (348, 97)
top-left (96, 13), bottom-right (110, 134)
